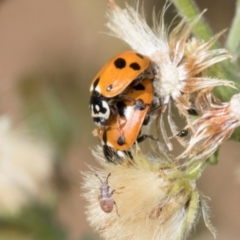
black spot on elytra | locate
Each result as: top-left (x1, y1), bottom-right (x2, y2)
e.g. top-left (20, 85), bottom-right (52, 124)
top-left (129, 62), bottom-right (141, 70)
top-left (117, 136), bottom-right (125, 146)
top-left (116, 101), bottom-right (126, 117)
top-left (114, 58), bottom-right (126, 69)
top-left (136, 53), bottom-right (144, 59)
top-left (133, 83), bottom-right (145, 91)
top-left (93, 77), bottom-right (100, 90)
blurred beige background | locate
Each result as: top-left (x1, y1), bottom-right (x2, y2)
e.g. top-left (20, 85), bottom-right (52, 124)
top-left (0, 0), bottom-right (239, 239)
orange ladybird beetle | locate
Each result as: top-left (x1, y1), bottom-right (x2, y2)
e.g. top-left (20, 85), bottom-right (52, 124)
top-left (97, 78), bottom-right (157, 161)
top-left (89, 51), bottom-right (155, 126)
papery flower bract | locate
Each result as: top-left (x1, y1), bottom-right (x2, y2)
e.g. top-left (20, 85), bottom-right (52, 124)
top-left (177, 93), bottom-right (240, 161)
top-left (82, 146), bottom-right (216, 240)
top-left (106, 0), bottom-right (235, 149)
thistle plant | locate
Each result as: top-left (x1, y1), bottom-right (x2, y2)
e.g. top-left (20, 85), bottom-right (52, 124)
top-left (82, 1), bottom-right (240, 239)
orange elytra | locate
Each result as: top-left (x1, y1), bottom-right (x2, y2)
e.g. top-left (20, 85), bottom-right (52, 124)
top-left (90, 51), bottom-right (154, 98)
top-left (97, 78), bottom-right (155, 160)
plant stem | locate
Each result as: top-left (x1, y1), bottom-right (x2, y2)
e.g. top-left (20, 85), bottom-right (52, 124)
top-left (171, 0), bottom-right (214, 43)
top-left (172, 0), bottom-right (240, 100)
top-left (226, 0), bottom-right (240, 55)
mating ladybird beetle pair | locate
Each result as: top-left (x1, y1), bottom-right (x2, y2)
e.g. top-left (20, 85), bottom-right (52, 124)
top-left (89, 51), bottom-right (157, 161)
top-left (89, 51), bottom-right (154, 126)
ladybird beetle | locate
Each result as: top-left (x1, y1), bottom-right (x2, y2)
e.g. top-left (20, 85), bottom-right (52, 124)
top-left (89, 51), bottom-right (155, 126)
top-left (95, 173), bottom-right (120, 216)
top-left (97, 78), bottom-right (157, 161)
top-left (90, 51), bottom-right (154, 97)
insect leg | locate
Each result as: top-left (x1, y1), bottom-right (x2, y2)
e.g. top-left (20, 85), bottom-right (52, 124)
top-left (137, 134), bottom-right (159, 143)
top-left (114, 200), bottom-right (120, 217)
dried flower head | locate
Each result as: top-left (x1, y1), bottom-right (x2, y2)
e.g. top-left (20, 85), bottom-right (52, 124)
top-left (83, 1), bottom-right (240, 239)
top-left (82, 146), bottom-right (216, 240)
top-left (178, 93), bottom-right (240, 162)
top-left (107, 0), bottom-right (233, 104)
top-left (0, 116), bottom-right (54, 215)
top-left (106, 0), bottom-right (235, 149)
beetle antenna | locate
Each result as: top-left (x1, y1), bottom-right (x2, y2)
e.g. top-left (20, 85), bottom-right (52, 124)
top-left (95, 174), bottom-right (104, 184)
top-left (106, 173), bottom-right (111, 183)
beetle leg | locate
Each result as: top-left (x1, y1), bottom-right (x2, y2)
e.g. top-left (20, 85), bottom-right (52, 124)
top-left (110, 104), bottom-right (119, 115)
top-left (143, 115), bottom-right (150, 125)
top-left (124, 150), bottom-right (133, 160)
top-left (111, 189), bottom-right (116, 196)
top-left (118, 94), bottom-right (149, 110)
top-left (114, 200), bottom-right (120, 217)
top-left (137, 134), bottom-right (159, 143)
top-left (149, 103), bottom-right (162, 114)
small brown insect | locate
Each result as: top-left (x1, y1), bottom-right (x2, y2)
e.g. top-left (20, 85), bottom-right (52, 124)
top-left (95, 173), bottom-right (120, 216)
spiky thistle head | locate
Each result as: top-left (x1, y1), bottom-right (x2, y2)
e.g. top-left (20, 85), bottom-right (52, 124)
top-left (82, 146), bottom-right (216, 240)
top-left (106, 0), bottom-right (234, 111)
top-left (178, 93), bottom-right (240, 161)
top-left (83, 1), bottom-right (240, 239)
top-left (105, 0), bottom-right (236, 151)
